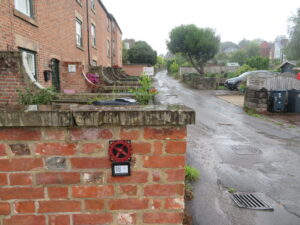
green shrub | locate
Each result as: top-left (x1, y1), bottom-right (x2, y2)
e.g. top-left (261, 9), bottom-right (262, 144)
top-left (185, 165), bottom-right (200, 182)
top-left (130, 74), bottom-right (158, 104)
top-left (17, 87), bottom-right (57, 105)
top-left (234, 64), bottom-right (256, 77)
top-left (170, 61), bottom-right (179, 73)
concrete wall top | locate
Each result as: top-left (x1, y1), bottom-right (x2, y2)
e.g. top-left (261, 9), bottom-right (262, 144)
top-left (0, 104), bottom-right (195, 127)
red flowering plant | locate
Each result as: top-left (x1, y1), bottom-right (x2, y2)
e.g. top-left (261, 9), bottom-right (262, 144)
top-left (86, 73), bottom-right (99, 84)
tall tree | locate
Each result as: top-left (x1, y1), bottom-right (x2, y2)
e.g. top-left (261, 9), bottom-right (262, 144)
top-left (128, 41), bottom-right (157, 65)
top-left (286, 8), bottom-right (300, 60)
top-left (167, 24), bottom-right (220, 75)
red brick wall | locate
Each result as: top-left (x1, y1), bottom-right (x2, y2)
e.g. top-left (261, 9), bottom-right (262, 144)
top-left (123, 64), bottom-right (148, 76)
top-left (0, 126), bottom-right (186, 225)
top-left (0, 0), bottom-right (122, 93)
top-left (0, 52), bottom-right (26, 105)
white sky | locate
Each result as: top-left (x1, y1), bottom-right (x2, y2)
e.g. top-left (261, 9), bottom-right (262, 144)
top-left (102, 0), bottom-right (299, 55)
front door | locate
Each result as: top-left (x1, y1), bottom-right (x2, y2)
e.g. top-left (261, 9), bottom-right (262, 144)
top-left (51, 59), bottom-right (60, 91)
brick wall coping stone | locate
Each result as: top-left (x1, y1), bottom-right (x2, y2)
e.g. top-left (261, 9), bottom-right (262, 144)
top-left (0, 104), bottom-right (195, 127)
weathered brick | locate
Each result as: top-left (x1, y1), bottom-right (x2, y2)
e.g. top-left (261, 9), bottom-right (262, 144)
top-left (0, 144), bottom-right (6, 156)
top-left (119, 185), bottom-right (137, 196)
top-left (143, 212), bottom-right (183, 224)
top-left (9, 144), bottom-right (31, 155)
top-left (10, 173), bottom-right (32, 185)
top-left (120, 128), bottom-right (140, 140)
top-left (70, 128), bottom-right (113, 141)
top-left (14, 201), bottom-right (35, 213)
top-left (48, 215), bottom-right (70, 225)
top-left (84, 199), bottom-right (105, 211)
top-left (3, 215), bottom-right (46, 225)
top-left (82, 143), bottom-right (104, 154)
top-left (165, 197), bottom-right (185, 209)
top-left (48, 187), bottom-right (68, 199)
top-left (82, 172), bottom-right (104, 184)
top-left (165, 141), bottom-right (186, 154)
top-left (0, 187), bottom-right (44, 200)
top-left (144, 155), bottom-right (185, 168)
top-left (0, 158), bottom-right (43, 172)
top-left (117, 213), bottom-right (136, 225)
top-left (43, 129), bottom-right (66, 141)
top-left (45, 157), bottom-right (67, 170)
top-left (144, 184), bottom-right (184, 196)
top-left (38, 200), bottom-right (81, 213)
top-left (109, 198), bottom-right (148, 210)
top-left (36, 172), bottom-right (80, 185)
top-left (36, 143), bottom-right (76, 156)
top-left (144, 127), bottom-right (186, 140)
top-left (72, 185), bottom-right (114, 198)
top-left (152, 171), bottom-right (161, 182)
top-left (71, 157), bottom-right (110, 169)
top-left (108, 171), bottom-right (148, 183)
top-left (132, 142), bottom-right (151, 154)
top-left (0, 202), bottom-right (10, 215)
top-left (152, 199), bottom-right (162, 209)
top-left (73, 214), bottom-right (113, 225)
top-left (0, 128), bottom-right (41, 141)
top-left (166, 169), bottom-right (185, 182)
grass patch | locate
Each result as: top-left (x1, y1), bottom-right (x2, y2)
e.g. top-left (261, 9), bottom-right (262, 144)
top-left (185, 165), bottom-right (200, 182)
top-left (217, 85), bottom-right (227, 90)
top-left (244, 107), bottom-right (263, 118)
top-left (227, 187), bottom-right (237, 194)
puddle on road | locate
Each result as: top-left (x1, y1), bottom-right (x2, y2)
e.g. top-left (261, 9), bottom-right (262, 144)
top-left (231, 145), bottom-right (262, 155)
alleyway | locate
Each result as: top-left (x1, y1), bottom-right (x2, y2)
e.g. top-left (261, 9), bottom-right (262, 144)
top-left (155, 71), bottom-right (300, 225)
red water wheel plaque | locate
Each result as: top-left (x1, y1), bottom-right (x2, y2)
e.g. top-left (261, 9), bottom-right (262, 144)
top-left (108, 140), bottom-right (132, 162)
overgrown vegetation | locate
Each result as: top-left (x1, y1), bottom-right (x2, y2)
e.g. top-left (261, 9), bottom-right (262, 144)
top-left (17, 87), bottom-right (57, 105)
top-left (130, 74), bottom-right (158, 104)
top-left (185, 165), bottom-right (200, 182)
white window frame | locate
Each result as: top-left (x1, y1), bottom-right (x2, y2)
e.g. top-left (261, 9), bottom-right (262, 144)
top-left (20, 48), bottom-right (37, 80)
top-left (91, 24), bottom-right (96, 47)
top-left (14, 0), bottom-right (33, 18)
top-left (91, 0), bottom-right (95, 10)
top-left (76, 18), bottom-right (83, 47)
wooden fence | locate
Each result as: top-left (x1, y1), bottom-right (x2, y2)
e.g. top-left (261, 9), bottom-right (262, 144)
top-left (247, 72), bottom-right (300, 90)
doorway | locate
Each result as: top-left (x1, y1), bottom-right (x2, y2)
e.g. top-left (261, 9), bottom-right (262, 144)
top-left (51, 58), bottom-right (60, 91)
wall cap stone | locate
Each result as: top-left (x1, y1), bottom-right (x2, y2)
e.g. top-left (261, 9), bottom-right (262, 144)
top-left (0, 104), bottom-right (195, 127)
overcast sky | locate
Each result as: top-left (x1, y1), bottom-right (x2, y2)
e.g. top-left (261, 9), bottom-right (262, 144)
top-left (102, 0), bottom-right (299, 55)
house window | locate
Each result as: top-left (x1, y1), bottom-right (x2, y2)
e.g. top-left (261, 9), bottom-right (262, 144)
top-left (107, 40), bottom-right (111, 58)
top-left (76, 18), bottom-right (83, 47)
top-left (14, 0), bottom-right (33, 18)
top-left (20, 48), bottom-right (37, 80)
top-left (91, 60), bottom-right (97, 66)
top-left (91, 0), bottom-right (95, 10)
top-left (91, 24), bottom-right (96, 47)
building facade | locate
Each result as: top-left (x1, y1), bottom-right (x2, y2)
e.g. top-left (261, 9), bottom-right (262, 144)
top-left (0, 0), bottom-right (122, 92)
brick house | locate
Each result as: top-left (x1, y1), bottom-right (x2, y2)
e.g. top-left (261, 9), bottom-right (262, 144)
top-left (0, 0), bottom-right (122, 92)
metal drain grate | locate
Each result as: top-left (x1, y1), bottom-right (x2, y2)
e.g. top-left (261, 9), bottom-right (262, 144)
top-left (230, 192), bottom-right (274, 211)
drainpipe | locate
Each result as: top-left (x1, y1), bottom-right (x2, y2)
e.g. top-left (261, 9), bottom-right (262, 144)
top-left (86, 0), bottom-right (91, 66)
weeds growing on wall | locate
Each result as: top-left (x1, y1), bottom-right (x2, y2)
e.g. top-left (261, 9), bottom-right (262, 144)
top-left (130, 74), bottom-right (158, 104)
top-left (17, 87), bottom-right (57, 105)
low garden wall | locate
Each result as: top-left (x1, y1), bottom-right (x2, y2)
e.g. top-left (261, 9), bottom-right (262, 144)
top-left (182, 75), bottom-right (217, 90)
top-left (0, 104), bottom-right (195, 225)
top-left (244, 88), bottom-right (268, 112)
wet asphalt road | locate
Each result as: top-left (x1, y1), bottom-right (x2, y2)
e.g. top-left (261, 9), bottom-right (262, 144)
top-left (155, 71), bottom-right (300, 225)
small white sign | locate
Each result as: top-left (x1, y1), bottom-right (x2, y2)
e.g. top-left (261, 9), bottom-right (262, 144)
top-left (143, 67), bottom-right (154, 76)
top-left (68, 64), bottom-right (76, 73)
top-left (114, 165), bottom-right (129, 174)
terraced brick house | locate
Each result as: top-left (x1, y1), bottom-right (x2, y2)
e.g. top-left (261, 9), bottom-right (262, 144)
top-left (0, 0), bottom-right (122, 92)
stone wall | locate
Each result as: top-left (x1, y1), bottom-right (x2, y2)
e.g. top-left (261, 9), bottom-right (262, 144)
top-left (0, 105), bottom-right (195, 225)
top-left (244, 88), bottom-right (268, 112)
top-left (182, 75), bottom-right (217, 90)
